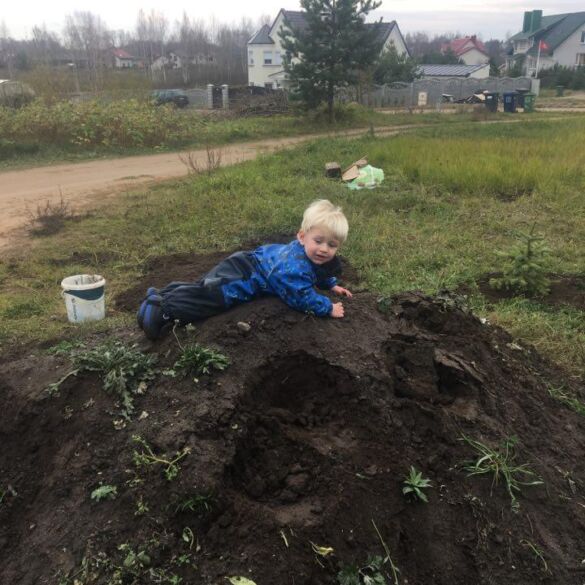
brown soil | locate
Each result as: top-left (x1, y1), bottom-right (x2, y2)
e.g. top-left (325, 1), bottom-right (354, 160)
top-left (474, 272), bottom-right (585, 311)
top-left (1, 253), bottom-right (585, 585)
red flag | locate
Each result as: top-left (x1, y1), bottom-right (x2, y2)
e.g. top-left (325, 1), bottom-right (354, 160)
top-left (539, 40), bottom-right (550, 51)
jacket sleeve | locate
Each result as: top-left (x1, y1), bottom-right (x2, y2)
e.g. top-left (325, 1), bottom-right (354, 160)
top-left (269, 269), bottom-right (333, 317)
top-left (316, 276), bottom-right (337, 290)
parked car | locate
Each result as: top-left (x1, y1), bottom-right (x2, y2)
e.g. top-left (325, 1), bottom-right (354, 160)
top-left (152, 90), bottom-right (189, 108)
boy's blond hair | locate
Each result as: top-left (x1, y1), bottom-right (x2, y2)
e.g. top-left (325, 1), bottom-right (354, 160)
top-left (300, 199), bottom-right (349, 242)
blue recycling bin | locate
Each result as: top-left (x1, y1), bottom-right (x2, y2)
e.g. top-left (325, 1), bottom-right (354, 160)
top-left (503, 92), bottom-right (518, 113)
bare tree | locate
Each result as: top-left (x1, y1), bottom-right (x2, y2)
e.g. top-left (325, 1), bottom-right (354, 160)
top-left (64, 11), bottom-right (112, 90)
top-left (0, 21), bottom-right (14, 77)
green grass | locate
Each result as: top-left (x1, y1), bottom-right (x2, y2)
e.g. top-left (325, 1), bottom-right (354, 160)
top-left (0, 115), bottom-right (584, 380)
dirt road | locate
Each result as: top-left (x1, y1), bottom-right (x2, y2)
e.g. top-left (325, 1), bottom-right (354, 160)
top-left (0, 126), bottom-right (411, 251)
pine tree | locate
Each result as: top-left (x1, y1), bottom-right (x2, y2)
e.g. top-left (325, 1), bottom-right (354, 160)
top-left (280, 0), bottom-right (382, 120)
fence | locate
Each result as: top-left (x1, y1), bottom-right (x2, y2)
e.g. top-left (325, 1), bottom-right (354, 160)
top-left (362, 77), bottom-right (540, 109)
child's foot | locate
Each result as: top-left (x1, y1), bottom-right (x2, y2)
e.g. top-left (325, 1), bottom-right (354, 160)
top-left (141, 296), bottom-right (172, 341)
top-left (137, 287), bottom-right (159, 328)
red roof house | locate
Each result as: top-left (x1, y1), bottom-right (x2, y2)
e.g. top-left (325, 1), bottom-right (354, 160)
top-left (442, 36), bottom-right (489, 65)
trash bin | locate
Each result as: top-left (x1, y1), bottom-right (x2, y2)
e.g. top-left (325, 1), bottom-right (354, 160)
top-left (484, 92), bottom-right (499, 113)
top-left (516, 89), bottom-right (529, 108)
top-left (503, 92), bottom-right (518, 113)
top-left (523, 92), bottom-right (536, 113)
top-left (555, 85), bottom-right (565, 97)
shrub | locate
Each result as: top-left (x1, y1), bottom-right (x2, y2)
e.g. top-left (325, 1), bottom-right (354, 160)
top-left (490, 224), bottom-right (551, 297)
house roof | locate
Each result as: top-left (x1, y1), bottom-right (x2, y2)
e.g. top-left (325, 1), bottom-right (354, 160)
top-left (249, 24), bottom-right (274, 45)
top-left (112, 48), bottom-right (135, 59)
top-left (256, 10), bottom-right (407, 55)
top-left (525, 12), bottom-right (585, 56)
top-left (444, 36), bottom-right (488, 58)
top-left (419, 63), bottom-right (489, 77)
top-left (509, 12), bottom-right (585, 55)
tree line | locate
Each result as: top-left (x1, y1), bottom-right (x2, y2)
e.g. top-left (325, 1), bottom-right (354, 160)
top-left (0, 9), bottom-right (509, 94)
top-left (0, 11), bottom-right (270, 90)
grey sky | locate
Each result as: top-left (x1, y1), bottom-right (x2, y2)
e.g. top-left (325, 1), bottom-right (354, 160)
top-left (3, 0), bottom-right (584, 40)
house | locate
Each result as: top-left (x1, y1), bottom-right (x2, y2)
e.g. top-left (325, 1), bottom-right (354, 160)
top-left (442, 36), bottom-right (489, 65)
top-left (419, 63), bottom-right (490, 79)
top-left (111, 48), bottom-right (139, 69)
top-left (152, 51), bottom-right (186, 71)
top-left (508, 10), bottom-right (585, 76)
top-left (247, 9), bottom-right (409, 89)
top-left (151, 50), bottom-right (215, 72)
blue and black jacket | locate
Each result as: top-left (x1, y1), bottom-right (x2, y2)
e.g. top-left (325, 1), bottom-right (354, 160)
top-left (159, 240), bottom-right (341, 324)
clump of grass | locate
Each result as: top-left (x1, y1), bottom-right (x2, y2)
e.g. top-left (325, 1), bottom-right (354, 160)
top-left (46, 341), bottom-right (157, 418)
top-left (490, 224), bottom-right (551, 297)
top-left (402, 466), bottom-right (432, 503)
top-left (174, 492), bottom-right (215, 515)
top-left (461, 435), bottom-right (543, 509)
top-left (27, 195), bottom-right (73, 237)
top-left (547, 384), bottom-right (585, 416)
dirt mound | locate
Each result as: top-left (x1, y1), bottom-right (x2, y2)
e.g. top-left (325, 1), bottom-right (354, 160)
top-left (1, 288), bottom-right (585, 585)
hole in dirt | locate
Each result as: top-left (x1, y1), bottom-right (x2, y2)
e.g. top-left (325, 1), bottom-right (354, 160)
top-left (229, 353), bottom-right (358, 503)
top-left (386, 341), bottom-right (481, 404)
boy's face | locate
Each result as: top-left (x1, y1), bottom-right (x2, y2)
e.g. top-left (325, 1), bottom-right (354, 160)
top-left (297, 227), bottom-right (340, 265)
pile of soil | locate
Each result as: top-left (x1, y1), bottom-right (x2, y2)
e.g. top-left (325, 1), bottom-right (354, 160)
top-left (1, 254), bottom-right (585, 585)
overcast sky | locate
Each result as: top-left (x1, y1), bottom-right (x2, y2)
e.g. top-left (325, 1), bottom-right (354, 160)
top-left (2, 0), bottom-right (584, 40)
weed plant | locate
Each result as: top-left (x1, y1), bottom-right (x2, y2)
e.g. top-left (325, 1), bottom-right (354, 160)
top-left (461, 435), bottom-right (543, 509)
top-left (490, 224), bottom-right (551, 297)
top-left (174, 493), bottom-right (215, 515)
top-left (46, 341), bottom-right (156, 418)
top-left (26, 195), bottom-right (73, 237)
top-left (170, 342), bottom-right (230, 381)
top-left (337, 555), bottom-right (389, 585)
top-left (402, 467), bottom-right (432, 503)
top-left (90, 484), bottom-right (118, 502)
top-left (132, 435), bottom-right (190, 481)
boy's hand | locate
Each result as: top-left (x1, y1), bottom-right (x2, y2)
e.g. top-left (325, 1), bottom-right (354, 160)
top-left (330, 302), bottom-right (345, 318)
top-left (331, 285), bottom-right (353, 298)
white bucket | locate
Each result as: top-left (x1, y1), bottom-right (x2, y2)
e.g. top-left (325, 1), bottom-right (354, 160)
top-left (61, 274), bottom-right (106, 323)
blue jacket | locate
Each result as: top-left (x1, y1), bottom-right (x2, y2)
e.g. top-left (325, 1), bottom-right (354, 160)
top-left (221, 240), bottom-right (340, 317)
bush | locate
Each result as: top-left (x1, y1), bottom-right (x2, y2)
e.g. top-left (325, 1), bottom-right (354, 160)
top-left (539, 65), bottom-right (585, 90)
top-left (0, 98), bottom-right (207, 150)
top-left (490, 224), bottom-right (551, 297)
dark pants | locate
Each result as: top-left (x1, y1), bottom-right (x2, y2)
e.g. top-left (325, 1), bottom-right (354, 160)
top-left (160, 252), bottom-right (257, 324)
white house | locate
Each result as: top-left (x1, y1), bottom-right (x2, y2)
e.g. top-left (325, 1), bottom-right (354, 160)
top-left (247, 9), bottom-right (409, 89)
top-left (508, 10), bottom-right (585, 76)
top-left (442, 36), bottom-right (489, 66)
top-left (111, 48), bottom-right (138, 69)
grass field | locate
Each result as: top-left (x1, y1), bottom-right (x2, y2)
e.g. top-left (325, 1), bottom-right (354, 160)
top-left (0, 115), bottom-right (584, 377)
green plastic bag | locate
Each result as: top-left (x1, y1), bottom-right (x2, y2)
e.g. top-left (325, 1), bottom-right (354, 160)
top-left (347, 165), bottom-right (384, 190)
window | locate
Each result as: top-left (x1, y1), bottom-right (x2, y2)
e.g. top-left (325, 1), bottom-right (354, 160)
top-left (263, 50), bottom-right (273, 65)
top-left (577, 53), bottom-right (585, 66)
top-left (581, 31), bottom-right (585, 43)
top-left (248, 50), bottom-right (254, 66)
top-left (265, 82), bottom-right (274, 89)
top-left (274, 51), bottom-right (282, 66)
